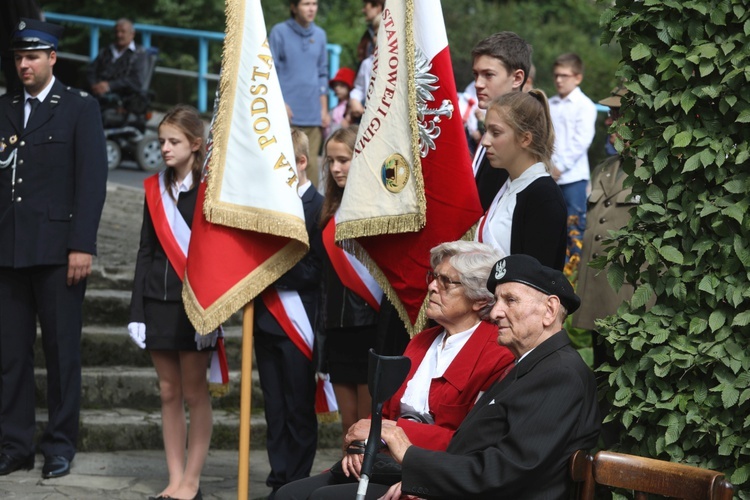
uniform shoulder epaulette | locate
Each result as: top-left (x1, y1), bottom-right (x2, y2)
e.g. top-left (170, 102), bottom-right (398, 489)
top-left (64, 86), bottom-right (90, 98)
top-left (0, 92), bottom-right (22, 104)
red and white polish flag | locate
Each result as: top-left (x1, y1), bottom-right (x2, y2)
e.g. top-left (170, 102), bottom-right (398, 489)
top-left (335, 0), bottom-right (482, 334)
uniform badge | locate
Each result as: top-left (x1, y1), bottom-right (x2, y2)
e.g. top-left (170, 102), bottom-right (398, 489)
top-left (18, 21), bottom-right (26, 30)
top-left (494, 260), bottom-right (506, 280)
top-left (0, 139), bottom-right (6, 153)
top-left (9, 135), bottom-right (17, 145)
top-left (381, 153), bottom-right (410, 193)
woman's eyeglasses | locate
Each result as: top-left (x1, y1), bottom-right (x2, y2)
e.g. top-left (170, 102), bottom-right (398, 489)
top-left (426, 271), bottom-right (463, 290)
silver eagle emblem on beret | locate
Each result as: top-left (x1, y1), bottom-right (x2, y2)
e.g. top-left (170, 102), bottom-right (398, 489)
top-left (494, 260), bottom-right (506, 280)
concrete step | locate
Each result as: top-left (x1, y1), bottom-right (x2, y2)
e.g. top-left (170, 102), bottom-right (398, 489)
top-left (82, 288), bottom-right (243, 328)
top-left (35, 367), bottom-right (255, 411)
top-left (83, 289), bottom-right (133, 327)
top-left (34, 325), bottom-right (246, 368)
top-left (88, 264), bottom-right (135, 291)
top-left (34, 408), bottom-right (343, 452)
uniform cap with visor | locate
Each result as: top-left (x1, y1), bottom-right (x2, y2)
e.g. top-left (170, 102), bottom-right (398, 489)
top-left (11, 18), bottom-right (64, 52)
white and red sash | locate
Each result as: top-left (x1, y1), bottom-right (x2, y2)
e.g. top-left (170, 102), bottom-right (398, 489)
top-left (260, 287), bottom-right (338, 413)
top-left (144, 173), bottom-right (190, 281)
top-left (322, 217), bottom-right (383, 312)
top-left (143, 173), bottom-right (229, 390)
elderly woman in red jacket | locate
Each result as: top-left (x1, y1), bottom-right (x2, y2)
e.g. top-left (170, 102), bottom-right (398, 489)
top-left (276, 240), bottom-right (514, 500)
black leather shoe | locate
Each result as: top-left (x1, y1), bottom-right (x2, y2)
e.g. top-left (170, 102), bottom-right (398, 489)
top-left (0, 453), bottom-right (35, 475)
top-left (42, 455), bottom-right (70, 479)
top-left (159, 489), bottom-right (202, 500)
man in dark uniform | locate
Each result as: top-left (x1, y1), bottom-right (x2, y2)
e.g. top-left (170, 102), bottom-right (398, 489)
top-left (0, 18), bottom-right (107, 479)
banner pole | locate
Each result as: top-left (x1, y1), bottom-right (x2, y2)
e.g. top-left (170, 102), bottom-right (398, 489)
top-left (237, 301), bottom-right (255, 500)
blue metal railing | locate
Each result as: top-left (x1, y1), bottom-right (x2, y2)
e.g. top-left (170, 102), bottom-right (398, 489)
top-left (44, 12), bottom-right (341, 113)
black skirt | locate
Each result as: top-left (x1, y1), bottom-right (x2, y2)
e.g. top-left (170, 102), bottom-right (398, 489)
top-left (144, 298), bottom-right (210, 351)
top-left (325, 325), bottom-right (378, 384)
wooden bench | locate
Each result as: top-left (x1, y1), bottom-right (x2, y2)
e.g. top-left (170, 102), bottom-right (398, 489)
top-left (570, 450), bottom-right (734, 499)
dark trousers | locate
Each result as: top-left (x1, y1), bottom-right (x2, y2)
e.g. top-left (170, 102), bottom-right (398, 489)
top-left (254, 329), bottom-right (318, 491)
top-left (275, 471), bottom-right (391, 500)
top-left (0, 265), bottom-right (85, 460)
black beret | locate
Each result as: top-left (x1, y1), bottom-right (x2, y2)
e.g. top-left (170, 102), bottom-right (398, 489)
top-left (11, 18), bottom-right (64, 51)
top-left (486, 254), bottom-right (580, 313)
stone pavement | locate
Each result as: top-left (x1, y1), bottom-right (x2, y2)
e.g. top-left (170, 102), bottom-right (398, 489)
top-left (0, 448), bottom-right (341, 499)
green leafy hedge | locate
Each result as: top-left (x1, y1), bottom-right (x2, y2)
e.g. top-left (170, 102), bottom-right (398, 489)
top-left (595, 0), bottom-right (750, 496)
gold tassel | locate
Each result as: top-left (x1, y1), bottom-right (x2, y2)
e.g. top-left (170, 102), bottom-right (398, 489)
top-left (209, 382), bottom-right (230, 398)
top-left (316, 411), bottom-right (340, 424)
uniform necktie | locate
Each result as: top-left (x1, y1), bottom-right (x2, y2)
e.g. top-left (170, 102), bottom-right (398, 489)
top-left (26, 97), bottom-right (40, 127)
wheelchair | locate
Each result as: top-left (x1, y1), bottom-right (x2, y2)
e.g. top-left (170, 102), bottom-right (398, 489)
top-left (102, 47), bottom-right (162, 172)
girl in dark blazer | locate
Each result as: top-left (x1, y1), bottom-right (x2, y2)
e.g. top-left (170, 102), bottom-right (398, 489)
top-left (128, 105), bottom-right (212, 500)
top-left (318, 126), bottom-right (381, 448)
top-left (475, 89), bottom-right (567, 271)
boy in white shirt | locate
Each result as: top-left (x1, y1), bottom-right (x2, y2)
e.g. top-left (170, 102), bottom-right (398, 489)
top-left (548, 53), bottom-right (598, 266)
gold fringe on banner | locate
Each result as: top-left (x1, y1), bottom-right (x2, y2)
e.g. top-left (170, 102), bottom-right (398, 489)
top-left (340, 238), bottom-right (427, 337)
top-left (404, 0), bottom-right (426, 228)
top-left (335, 213), bottom-right (425, 241)
top-left (182, 241), bottom-right (308, 334)
top-left (203, 0), bottom-right (239, 215)
top-left (204, 203), bottom-right (310, 244)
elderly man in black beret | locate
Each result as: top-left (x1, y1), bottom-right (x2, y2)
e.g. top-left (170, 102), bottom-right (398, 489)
top-left (0, 18), bottom-right (107, 479)
top-left (367, 254), bottom-right (601, 500)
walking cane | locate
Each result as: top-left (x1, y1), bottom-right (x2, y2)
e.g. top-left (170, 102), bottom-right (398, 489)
top-left (355, 349), bottom-right (411, 500)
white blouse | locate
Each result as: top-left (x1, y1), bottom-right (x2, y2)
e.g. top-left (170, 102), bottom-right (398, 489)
top-left (476, 162), bottom-right (550, 255)
top-left (399, 322), bottom-right (480, 418)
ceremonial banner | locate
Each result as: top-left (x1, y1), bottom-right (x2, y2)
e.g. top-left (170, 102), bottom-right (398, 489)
top-left (183, 0), bottom-right (309, 333)
top-left (335, 0), bottom-right (483, 333)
